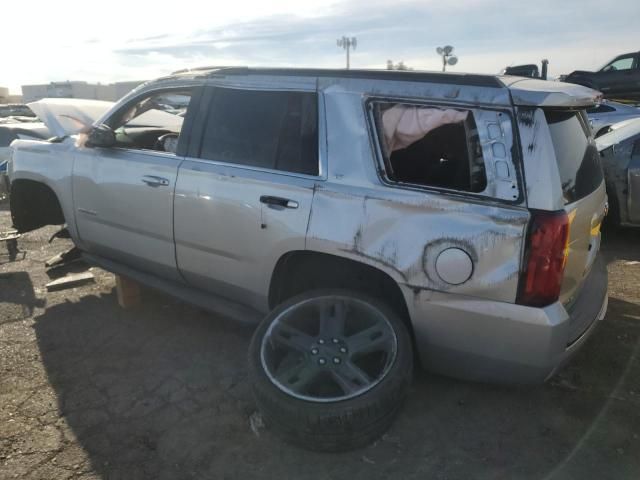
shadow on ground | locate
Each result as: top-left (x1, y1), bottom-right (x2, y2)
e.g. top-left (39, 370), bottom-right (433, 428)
top-left (32, 285), bottom-right (640, 479)
top-left (601, 226), bottom-right (640, 264)
top-left (0, 271), bottom-right (45, 324)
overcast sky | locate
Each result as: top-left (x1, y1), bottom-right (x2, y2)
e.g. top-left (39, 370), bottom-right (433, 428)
top-left (3, 0), bottom-right (638, 93)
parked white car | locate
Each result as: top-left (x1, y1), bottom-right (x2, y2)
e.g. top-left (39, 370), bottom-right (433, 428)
top-left (597, 117), bottom-right (640, 226)
top-left (587, 101), bottom-right (640, 137)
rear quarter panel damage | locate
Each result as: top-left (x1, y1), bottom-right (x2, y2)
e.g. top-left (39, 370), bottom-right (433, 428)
top-left (306, 184), bottom-right (529, 304)
top-left (309, 84), bottom-right (529, 307)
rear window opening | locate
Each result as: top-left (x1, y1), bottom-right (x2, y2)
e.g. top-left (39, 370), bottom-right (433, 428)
top-left (373, 103), bottom-right (487, 193)
top-left (544, 109), bottom-right (604, 204)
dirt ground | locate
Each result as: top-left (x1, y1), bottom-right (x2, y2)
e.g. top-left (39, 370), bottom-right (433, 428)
top-left (0, 205), bottom-right (639, 480)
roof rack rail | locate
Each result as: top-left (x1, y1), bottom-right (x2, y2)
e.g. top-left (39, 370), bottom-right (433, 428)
top-left (200, 67), bottom-right (503, 88)
top-left (170, 65), bottom-right (246, 75)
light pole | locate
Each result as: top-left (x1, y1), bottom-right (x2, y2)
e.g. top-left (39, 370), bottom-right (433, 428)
top-left (436, 45), bottom-right (458, 72)
top-left (337, 36), bottom-right (357, 69)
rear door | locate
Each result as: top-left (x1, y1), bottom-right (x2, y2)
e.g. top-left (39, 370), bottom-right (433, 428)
top-left (174, 82), bottom-right (322, 312)
top-left (543, 109), bottom-right (607, 304)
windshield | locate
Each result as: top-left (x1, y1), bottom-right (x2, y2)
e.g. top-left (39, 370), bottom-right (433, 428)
top-left (545, 110), bottom-right (603, 205)
top-left (114, 93), bottom-right (188, 131)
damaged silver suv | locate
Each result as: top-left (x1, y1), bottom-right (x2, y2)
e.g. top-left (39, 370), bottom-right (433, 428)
top-left (8, 68), bottom-right (609, 451)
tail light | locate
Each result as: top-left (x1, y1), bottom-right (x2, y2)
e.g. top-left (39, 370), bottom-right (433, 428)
top-left (517, 210), bottom-right (570, 307)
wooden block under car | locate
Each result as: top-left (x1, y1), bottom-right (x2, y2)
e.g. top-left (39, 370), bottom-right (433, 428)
top-left (115, 274), bottom-right (142, 309)
top-left (46, 271), bottom-right (95, 292)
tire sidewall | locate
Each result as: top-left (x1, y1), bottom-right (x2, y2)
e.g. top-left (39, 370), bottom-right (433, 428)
top-left (248, 288), bottom-right (413, 438)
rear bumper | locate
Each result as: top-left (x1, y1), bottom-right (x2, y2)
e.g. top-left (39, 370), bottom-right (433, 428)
top-left (405, 256), bottom-right (608, 385)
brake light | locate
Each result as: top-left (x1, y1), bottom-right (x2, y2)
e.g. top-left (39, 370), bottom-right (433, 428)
top-left (517, 210), bottom-right (570, 307)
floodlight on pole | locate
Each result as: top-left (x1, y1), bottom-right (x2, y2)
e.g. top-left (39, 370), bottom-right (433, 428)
top-left (337, 36), bottom-right (357, 69)
top-left (436, 45), bottom-right (458, 72)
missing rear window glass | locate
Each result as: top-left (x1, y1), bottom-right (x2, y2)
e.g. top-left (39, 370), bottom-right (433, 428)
top-left (374, 103), bottom-right (487, 193)
top-left (544, 109), bottom-right (603, 204)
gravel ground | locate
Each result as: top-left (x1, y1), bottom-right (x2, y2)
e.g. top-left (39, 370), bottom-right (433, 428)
top-left (1, 205), bottom-right (639, 480)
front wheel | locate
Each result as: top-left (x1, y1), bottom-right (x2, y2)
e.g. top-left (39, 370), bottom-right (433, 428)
top-left (248, 289), bottom-right (413, 452)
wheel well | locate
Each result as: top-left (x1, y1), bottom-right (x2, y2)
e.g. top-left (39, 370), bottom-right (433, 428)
top-left (10, 179), bottom-right (65, 233)
top-left (269, 251), bottom-right (413, 334)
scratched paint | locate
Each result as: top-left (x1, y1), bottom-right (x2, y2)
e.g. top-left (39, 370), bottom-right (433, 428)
top-left (307, 185), bottom-right (529, 303)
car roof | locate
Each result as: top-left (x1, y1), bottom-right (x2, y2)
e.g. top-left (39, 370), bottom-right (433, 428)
top-left (607, 101), bottom-right (640, 113)
top-left (151, 66), bottom-right (601, 108)
top-left (168, 66), bottom-right (504, 88)
top-left (596, 117), bottom-right (640, 150)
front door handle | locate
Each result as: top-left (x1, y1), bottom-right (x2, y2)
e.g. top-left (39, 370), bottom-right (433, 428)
top-left (141, 175), bottom-right (170, 187)
top-left (260, 195), bottom-right (299, 209)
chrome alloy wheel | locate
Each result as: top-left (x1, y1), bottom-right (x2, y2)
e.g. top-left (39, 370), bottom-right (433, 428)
top-left (260, 295), bottom-right (398, 402)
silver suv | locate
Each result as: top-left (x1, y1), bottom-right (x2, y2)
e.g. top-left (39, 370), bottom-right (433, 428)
top-left (8, 68), bottom-right (609, 451)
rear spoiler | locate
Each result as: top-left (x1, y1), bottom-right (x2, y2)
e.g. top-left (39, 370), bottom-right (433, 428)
top-left (500, 77), bottom-right (602, 108)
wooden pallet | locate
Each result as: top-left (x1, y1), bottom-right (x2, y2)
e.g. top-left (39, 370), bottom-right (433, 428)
top-left (115, 274), bottom-right (142, 309)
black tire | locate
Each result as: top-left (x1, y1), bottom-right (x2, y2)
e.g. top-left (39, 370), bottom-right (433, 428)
top-left (248, 289), bottom-right (413, 452)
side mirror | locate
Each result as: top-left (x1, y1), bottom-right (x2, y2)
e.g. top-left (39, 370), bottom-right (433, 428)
top-left (86, 124), bottom-right (116, 148)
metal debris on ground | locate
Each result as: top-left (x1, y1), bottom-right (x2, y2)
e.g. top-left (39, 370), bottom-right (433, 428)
top-left (45, 271), bottom-right (95, 292)
top-left (45, 246), bottom-right (81, 268)
top-left (48, 227), bottom-right (71, 243)
top-left (249, 411), bottom-right (264, 437)
top-left (0, 230), bottom-right (22, 262)
top-left (45, 257), bottom-right (88, 278)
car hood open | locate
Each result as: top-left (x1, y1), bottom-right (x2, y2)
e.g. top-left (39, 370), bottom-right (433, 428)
top-left (27, 98), bottom-right (114, 138)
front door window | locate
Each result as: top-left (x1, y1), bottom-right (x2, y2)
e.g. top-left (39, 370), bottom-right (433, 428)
top-left (107, 91), bottom-right (192, 154)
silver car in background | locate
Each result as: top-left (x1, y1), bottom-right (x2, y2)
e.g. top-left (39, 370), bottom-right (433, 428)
top-left (7, 68), bottom-right (609, 451)
top-left (598, 117), bottom-right (640, 226)
top-left (587, 101), bottom-right (640, 137)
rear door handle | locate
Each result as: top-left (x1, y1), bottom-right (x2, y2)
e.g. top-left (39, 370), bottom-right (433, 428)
top-left (141, 175), bottom-right (170, 187)
top-left (259, 195), bottom-right (299, 209)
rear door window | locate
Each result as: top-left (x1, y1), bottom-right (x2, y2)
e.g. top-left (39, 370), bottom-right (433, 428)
top-left (544, 110), bottom-right (603, 204)
top-left (197, 88), bottom-right (319, 176)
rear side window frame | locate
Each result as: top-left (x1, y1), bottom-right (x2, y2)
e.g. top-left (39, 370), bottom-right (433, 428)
top-left (365, 96), bottom-right (524, 205)
top-left (543, 108), bottom-right (604, 205)
top-left (186, 84), bottom-right (324, 179)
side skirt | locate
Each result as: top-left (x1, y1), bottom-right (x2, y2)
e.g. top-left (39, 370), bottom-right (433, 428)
top-left (84, 253), bottom-right (263, 326)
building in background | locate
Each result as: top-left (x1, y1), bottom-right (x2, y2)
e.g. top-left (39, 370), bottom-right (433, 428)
top-left (0, 87), bottom-right (22, 103)
top-left (21, 80), bottom-right (144, 103)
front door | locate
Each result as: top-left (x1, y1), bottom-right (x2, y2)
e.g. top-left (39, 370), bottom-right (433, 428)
top-left (73, 87), bottom-right (196, 281)
top-left (74, 148), bottom-right (182, 280)
top-left (597, 54), bottom-right (639, 97)
top-left (174, 83), bottom-right (322, 311)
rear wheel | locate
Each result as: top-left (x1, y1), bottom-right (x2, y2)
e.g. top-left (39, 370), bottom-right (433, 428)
top-left (248, 289), bottom-right (413, 452)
